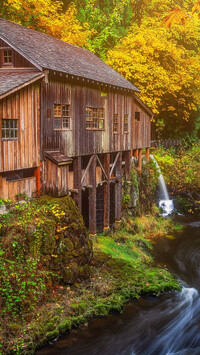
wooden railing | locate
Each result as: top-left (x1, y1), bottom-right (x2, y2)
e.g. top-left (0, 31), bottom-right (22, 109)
top-left (151, 139), bottom-right (182, 148)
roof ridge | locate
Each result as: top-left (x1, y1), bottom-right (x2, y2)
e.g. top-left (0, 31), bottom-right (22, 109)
top-left (0, 17), bottom-right (140, 92)
top-left (0, 17), bottom-right (93, 55)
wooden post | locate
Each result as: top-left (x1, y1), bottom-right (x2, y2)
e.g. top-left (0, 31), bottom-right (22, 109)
top-left (34, 166), bottom-right (41, 197)
top-left (73, 156), bottom-right (82, 212)
top-left (138, 149), bottom-right (142, 174)
top-left (125, 150), bottom-right (131, 180)
top-left (145, 147), bottom-right (150, 162)
top-left (115, 151), bottom-right (122, 226)
top-left (134, 149), bottom-right (138, 158)
top-left (89, 155), bottom-right (97, 237)
top-left (103, 153), bottom-right (110, 233)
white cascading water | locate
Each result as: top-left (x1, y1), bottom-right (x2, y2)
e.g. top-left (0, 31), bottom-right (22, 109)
top-left (150, 155), bottom-right (174, 216)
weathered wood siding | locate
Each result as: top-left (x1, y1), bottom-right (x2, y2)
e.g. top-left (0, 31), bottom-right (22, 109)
top-left (0, 83), bottom-right (40, 200)
top-left (41, 73), bottom-right (151, 158)
top-left (43, 159), bottom-right (71, 197)
top-left (131, 99), bottom-right (151, 149)
top-left (0, 83), bottom-right (40, 171)
top-left (0, 175), bottom-right (36, 200)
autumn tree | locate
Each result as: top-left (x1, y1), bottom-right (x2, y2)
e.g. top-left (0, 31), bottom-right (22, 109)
top-left (107, 0), bottom-right (200, 138)
top-left (71, 0), bottom-right (134, 59)
top-left (0, 0), bottom-right (92, 47)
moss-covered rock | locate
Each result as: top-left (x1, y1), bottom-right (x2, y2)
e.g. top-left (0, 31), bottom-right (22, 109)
top-left (0, 196), bottom-right (93, 319)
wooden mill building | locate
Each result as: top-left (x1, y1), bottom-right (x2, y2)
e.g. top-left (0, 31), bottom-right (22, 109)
top-left (0, 18), bottom-right (153, 235)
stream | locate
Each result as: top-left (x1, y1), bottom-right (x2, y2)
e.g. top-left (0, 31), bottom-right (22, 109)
top-left (37, 214), bottom-right (200, 355)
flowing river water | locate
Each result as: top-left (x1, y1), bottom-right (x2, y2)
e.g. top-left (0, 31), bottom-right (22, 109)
top-left (37, 214), bottom-right (200, 355)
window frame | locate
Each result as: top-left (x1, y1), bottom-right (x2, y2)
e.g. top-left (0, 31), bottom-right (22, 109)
top-left (2, 49), bottom-right (13, 66)
top-left (1, 119), bottom-right (19, 140)
top-left (54, 103), bottom-right (71, 130)
top-left (86, 107), bottom-right (105, 130)
top-left (113, 114), bottom-right (119, 134)
top-left (124, 114), bottom-right (129, 133)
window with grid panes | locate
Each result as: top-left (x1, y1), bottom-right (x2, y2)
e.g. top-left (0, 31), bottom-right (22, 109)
top-left (86, 107), bottom-right (92, 128)
top-left (86, 107), bottom-right (104, 130)
top-left (54, 104), bottom-right (70, 129)
top-left (124, 114), bottom-right (128, 133)
top-left (113, 114), bottom-right (118, 133)
top-left (2, 119), bottom-right (18, 140)
top-left (3, 49), bottom-right (13, 65)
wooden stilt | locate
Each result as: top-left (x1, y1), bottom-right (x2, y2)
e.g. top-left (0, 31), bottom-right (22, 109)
top-left (89, 155), bottom-right (97, 237)
top-left (125, 150), bottom-right (131, 180)
top-left (138, 149), bottom-right (142, 174)
top-left (145, 147), bottom-right (150, 162)
top-left (131, 150), bottom-right (133, 158)
top-left (103, 153), bottom-right (110, 233)
top-left (134, 149), bottom-right (139, 158)
top-left (115, 151), bottom-right (122, 225)
top-left (34, 166), bottom-right (41, 196)
top-left (73, 156), bottom-right (82, 212)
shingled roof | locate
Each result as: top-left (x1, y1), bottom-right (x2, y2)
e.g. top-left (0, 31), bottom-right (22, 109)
top-left (0, 72), bottom-right (45, 99)
top-left (0, 18), bottom-right (139, 92)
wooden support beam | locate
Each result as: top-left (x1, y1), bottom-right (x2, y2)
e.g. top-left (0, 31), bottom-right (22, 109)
top-left (125, 151), bottom-right (131, 180)
top-left (34, 166), bottom-right (41, 197)
top-left (73, 156), bottom-right (82, 212)
top-left (138, 149), bottom-right (142, 174)
top-left (81, 155), bottom-right (94, 185)
top-left (103, 153), bottom-right (110, 232)
top-left (145, 147), bottom-right (150, 162)
top-left (96, 155), bottom-right (108, 180)
top-left (115, 151), bottom-right (122, 223)
top-left (89, 155), bottom-right (97, 236)
top-left (134, 149), bottom-right (139, 158)
top-left (110, 152), bottom-right (120, 177)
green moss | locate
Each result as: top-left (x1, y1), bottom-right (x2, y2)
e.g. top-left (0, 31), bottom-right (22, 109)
top-left (58, 320), bottom-right (72, 334)
top-left (46, 329), bottom-right (59, 341)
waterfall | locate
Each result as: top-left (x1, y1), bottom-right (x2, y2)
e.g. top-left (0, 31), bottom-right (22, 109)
top-left (150, 155), bottom-right (174, 216)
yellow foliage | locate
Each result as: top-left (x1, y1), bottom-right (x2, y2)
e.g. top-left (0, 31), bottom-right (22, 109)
top-left (107, 15), bottom-right (200, 120)
top-left (5, 0), bottom-right (92, 47)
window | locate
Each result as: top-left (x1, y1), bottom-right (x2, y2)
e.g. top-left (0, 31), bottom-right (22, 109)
top-left (124, 114), bottom-right (128, 133)
top-left (54, 104), bottom-right (70, 130)
top-left (135, 112), bottom-right (140, 121)
top-left (113, 114), bottom-right (118, 133)
top-left (86, 107), bottom-right (105, 130)
top-left (2, 119), bottom-right (18, 140)
top-left (3, 49), bottom-right (13, 65)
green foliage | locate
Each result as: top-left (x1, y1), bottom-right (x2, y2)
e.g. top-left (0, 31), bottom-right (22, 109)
top-left (73, 0), bottom-right (133, 59)
top-left (122, 194), bottom-right (131, 205)
top-left (154, 144), bottom-right (200, 213)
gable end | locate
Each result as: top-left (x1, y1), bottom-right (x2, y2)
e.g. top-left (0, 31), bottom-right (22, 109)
top-left (0, 34), bottom-right (42, 71)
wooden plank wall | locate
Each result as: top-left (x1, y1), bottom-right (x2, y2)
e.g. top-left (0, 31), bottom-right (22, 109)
top-left (0, 175), bottom-right (36, 200)
top-left (0, 83), bottom-right (40, 200)
top-left (43, 159), bottom-right (70, 197)
top-left (131, 99), bottom-right (151, 149)
top-left (42, 73), bottom-right (151, 158)
top-left (0, 83), bottom-right (40, 172)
